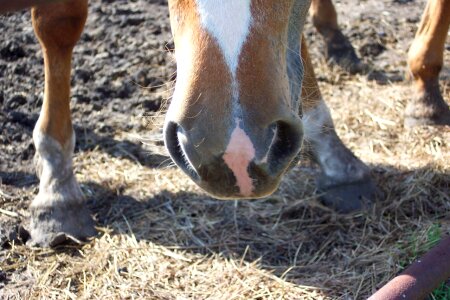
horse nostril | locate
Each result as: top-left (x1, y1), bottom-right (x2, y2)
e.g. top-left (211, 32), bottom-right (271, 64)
top-left (164, 121), bottom-right (200, 181)
top-left (266, 120), bottom-right (303, 174)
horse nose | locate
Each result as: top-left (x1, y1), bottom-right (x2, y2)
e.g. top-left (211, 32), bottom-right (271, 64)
top-left (164, 117), bottom-right (303, 199)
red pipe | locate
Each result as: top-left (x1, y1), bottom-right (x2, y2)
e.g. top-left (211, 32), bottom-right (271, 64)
top-left (369, 235), bottom-right (450, 300)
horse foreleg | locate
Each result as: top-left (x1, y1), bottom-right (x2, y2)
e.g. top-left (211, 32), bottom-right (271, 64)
top-left (300, 36), bottom-right (379, 212)
top-left (309, 0), bottom-right (367, 74)
top-left (406, 0), bottom-right (450, 126)
top-left (29, 0), bottom-right (95, 247)
top-left (0, 0), bottom-right (65, 14)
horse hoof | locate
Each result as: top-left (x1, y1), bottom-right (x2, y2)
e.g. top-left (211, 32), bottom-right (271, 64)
top-left (404, 103), bottom-right (450, 127)
top-left (317, 176), bottom-right (380, 213)
top-left (328, 53), bottom-right (368, 75)
top-left (27, 203), bottom-right (96, 247)
top-left (405, 114), bottom-right (450, 127)
top-left (404, 87), bottom-right (450, 127)
top-left (325, 30), bottom-right (369, 75)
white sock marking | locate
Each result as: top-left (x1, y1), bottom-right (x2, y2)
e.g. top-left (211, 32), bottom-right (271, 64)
top-left (302, 100), bottom-right (368, 180)
top-left (32, 122), bottom-right (84, 208)
top-left (303, 100), bottom-right (333, 143)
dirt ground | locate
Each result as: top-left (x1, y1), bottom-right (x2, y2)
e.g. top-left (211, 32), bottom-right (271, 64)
top-left (0, 0), bottom-right (449, 299)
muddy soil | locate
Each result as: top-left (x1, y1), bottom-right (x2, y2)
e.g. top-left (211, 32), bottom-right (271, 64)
top-left (0, 0), bottom-right (174, 236)
top-left (0, 0), bottom-right (173, 171)
top-left (0, 0), bottom-right (449, 298)
top-left (1, 0), bottom-right (175, 291)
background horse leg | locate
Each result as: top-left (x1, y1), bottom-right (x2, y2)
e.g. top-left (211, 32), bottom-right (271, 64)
top-left (29, 0), bottom-right (95, 247)
top-left (310, 0), bottom-right (367, 74)
top-left (0, 0), bottom-right (64, 14)
top-left (300, 37), bottom-right (379, 212)
top-left (406, 0), bottom-right (450, 126)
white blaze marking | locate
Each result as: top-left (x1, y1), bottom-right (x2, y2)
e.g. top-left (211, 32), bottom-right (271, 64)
top-left (223, 119), bottom-right (256, 196)
top-left (195, 0), bottom-right (252, 77)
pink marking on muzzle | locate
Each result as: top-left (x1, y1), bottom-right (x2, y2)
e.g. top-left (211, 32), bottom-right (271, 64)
top-left (223, 120), bottom-right (256, 197)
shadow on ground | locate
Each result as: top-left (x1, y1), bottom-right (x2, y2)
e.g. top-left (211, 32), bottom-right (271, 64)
top-left (79, 162), bottom-right (448, 280)
top-left (1, 162), bottom-right (448, 298)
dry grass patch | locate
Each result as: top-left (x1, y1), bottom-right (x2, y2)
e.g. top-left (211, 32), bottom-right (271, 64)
top-left (1, 2), bottom-right (449, 297)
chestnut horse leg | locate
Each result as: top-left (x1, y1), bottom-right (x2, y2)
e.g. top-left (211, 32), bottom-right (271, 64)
top-left (309, 0), bottom-right (367, 74)
top-left (406, 0), bottom-right (450, 126)
top-left (300, 36), bottom-right (379, 212)
top-left (0, 0), bottom-right (64, 14)
top-left (29, 0), bottom-right (95, 247)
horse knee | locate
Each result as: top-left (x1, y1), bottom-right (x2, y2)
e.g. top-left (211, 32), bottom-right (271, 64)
top-left (310, 0), bottom-right (339, 36)
top-left (32, 0), bottom-right (88, 51)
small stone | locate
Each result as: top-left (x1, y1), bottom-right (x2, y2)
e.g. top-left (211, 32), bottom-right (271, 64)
top-left (74, 68), bottom-right (92, 83)
top-left (6, 94), bottom-right (28, 110)
top-left (120, 16), bottom-right (145, 27)
top-left (133, 69), bottom-right (152, 87)
top-left (359, 42), bottom-right (386, 57)
top-left (0, 41), bottom-right (26, 61)
top-left (142, 99), bottom-right (162, 112)
top-left (0, 270), bottom-right (7, 283)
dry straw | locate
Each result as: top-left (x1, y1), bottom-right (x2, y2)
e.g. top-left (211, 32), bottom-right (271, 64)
top-left (1, 3), bottom-right (449, 299)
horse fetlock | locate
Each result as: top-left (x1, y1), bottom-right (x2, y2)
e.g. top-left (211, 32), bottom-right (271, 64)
top-left (33, 128), bottom-right (80, 203)
top-left (30, 129), bottom-right (96, 247)
top-left (323, 29), bottom-right (368, 75)
top-left (303, 105), bottom-right (380, 211)
top-left (315, 149), bottom-right (380, 213)
top-left (405, 84), bottom-right (450, 127)
top-left (317, 137), bottom-right (381, 213)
